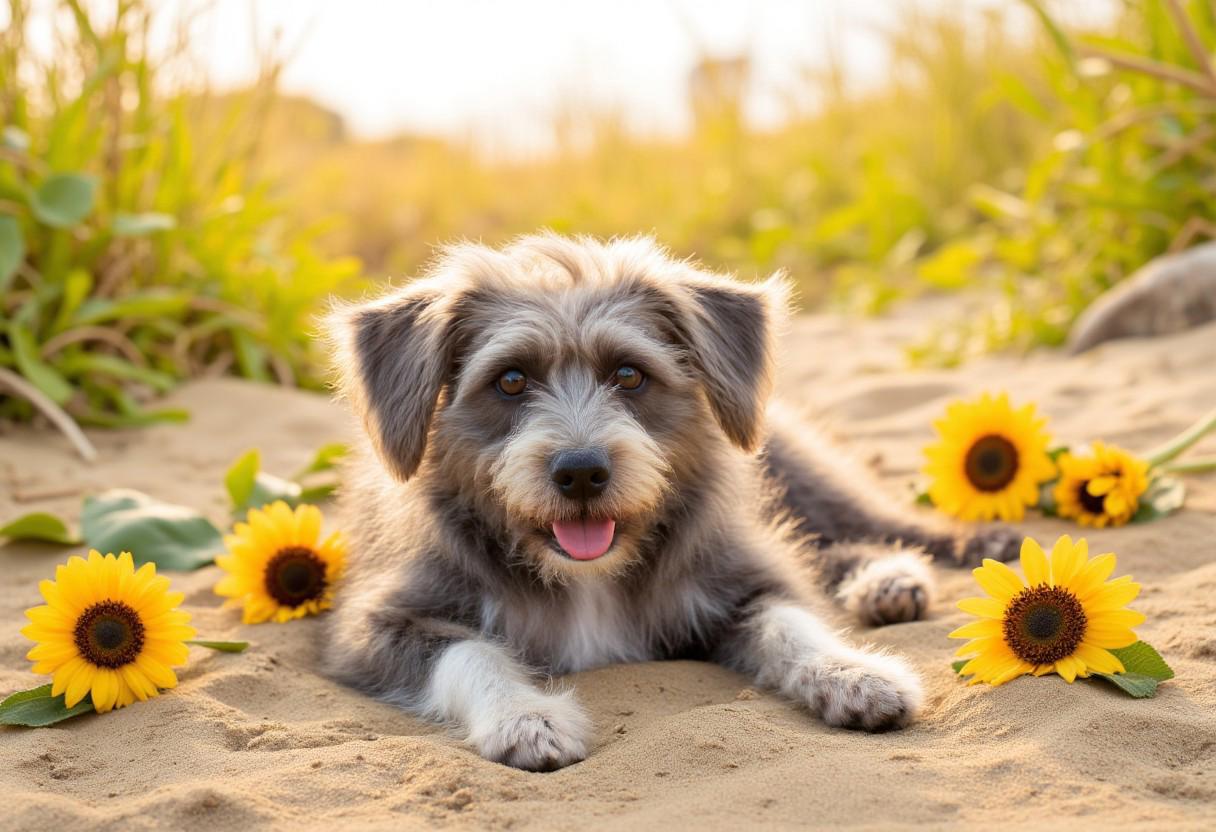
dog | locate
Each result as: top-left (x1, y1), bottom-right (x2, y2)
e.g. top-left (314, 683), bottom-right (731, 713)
top-left (323, 234), bottom-right (1021, 771)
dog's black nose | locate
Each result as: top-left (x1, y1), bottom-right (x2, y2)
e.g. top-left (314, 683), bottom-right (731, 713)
top-left (550, 448), bottom-right (611, 501)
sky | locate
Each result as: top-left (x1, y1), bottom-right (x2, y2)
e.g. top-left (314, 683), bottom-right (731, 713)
top-left (18, 0), bottom-right (1112, 157)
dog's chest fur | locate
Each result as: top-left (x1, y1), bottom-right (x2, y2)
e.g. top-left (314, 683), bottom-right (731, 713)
top-left (480, 579), bottom-right (723, 673)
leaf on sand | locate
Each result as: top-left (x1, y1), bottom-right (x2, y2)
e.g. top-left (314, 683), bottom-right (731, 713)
top-left (0, 685), bottom-right (95, 727)
top-left (1131, 476), bottom-right (1186, 523)
top-left (1093, 672), bottom-right (1159, 698)
top-left (1109, 641), bottom-right (1174, 681)
top-left (82, 489), bottom-right (223, 570)
top-left (0, 512), bottom-right (82, 545)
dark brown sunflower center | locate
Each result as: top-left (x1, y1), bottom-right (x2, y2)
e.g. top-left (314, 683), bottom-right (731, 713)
top-left (264, 546), bottom-right (327, 607)
top-left (1002, 585), bottom-right (1087, 665)
top-left (73, 600), bottom-right (145, 669)
top-left (964, 435), bottom-right (1020, 492)
top-left (1078, 480), bottom-right (1108, 514)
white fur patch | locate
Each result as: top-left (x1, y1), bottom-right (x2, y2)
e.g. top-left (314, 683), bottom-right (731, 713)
top-left (749, 603), bottom-right (922, 731)
top-left (422, 640), bottom-right (591, 770)
top-left (837, 552), bottom-right (934, 626)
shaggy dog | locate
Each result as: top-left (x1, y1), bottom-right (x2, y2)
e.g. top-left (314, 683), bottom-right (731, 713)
top-left (323, 234), bottom-right (1021, 771)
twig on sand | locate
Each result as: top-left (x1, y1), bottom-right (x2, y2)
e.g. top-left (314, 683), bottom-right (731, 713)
top-left (0, 367), bottom-right (97, 463)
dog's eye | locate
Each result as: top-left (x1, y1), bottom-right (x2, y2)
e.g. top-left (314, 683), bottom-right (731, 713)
top-left (496, 369), bottom-right (528, 397)
top-left (613, 365), bottom-right (645, 391)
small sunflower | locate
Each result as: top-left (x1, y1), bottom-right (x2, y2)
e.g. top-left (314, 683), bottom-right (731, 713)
top-left (215, 501), bottom-right (346, 624)
top-left (1054, 441), bottom-right (1149, 528)
top-left (923, 392), bottom-right (1056, 521)
top-left (21, 551), bottom-right (195, 713)
top-left (950, 535), bottom-right (1144, 685)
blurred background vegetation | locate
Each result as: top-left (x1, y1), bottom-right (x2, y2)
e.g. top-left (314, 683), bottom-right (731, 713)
top-left (2, 0), bottom-right (1215, 439)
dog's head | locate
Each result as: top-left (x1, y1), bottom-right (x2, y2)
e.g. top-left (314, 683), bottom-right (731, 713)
top-left (330, 234), bottom-right (788, 582)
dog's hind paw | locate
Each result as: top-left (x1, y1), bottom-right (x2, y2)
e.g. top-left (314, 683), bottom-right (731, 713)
top-left (470, 691), bottom-right (591, 771)
top-left (959, 526), bottom-right (1022, 566)
top-left (838, 552), bottom-right (933, 626)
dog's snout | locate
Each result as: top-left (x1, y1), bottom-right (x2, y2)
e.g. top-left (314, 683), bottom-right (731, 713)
top-left (550, 448), bottom-right (611, 501)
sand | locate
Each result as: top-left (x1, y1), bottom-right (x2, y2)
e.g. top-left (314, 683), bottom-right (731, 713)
top-left (2, 311), bottom-right (1214, 831)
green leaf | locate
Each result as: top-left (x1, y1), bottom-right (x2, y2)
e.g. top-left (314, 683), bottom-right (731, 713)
top-left (0, 512), bottom-right (82, 545)
top-left (31, 173), bottom-right (97, 228)
top-left (57, 353), bottom-right (176, 393)
top-left (112, 212), bottom-right (177, 236)
top-left (915, 490), bottom-right (933, 507)
top-left (0, 685), bottom-right (95, 727)
top-left (1131, 476), bottom-right (1186, 523)
top-left (1047, 446), bottom-right (1069, 462)
top-left (8, 322), bottom-right (73, 404)
top-left (297, 483), bottom-right (338, 503)
top-left (225, 449), bottom-right (261, 509)
top-left (1093, 672), bottom-right (1159, 698)
top-left (187, 640), bottom-right (249, 653)
top-left (1109, 641), bottom-right (1174, 681)
top-left (1, 125), bottom-right (30, 152)
top-left (0, 215), bottom-right (24, 291)
top-left (245, 471), bottom-right (303, 511)
top-left (952, 660), bottom-right (968, 674)
top-left (73, 292), bottom-right (191, 326)
top-left (1038, 479), bottom-right (1059, 516)
top-left (81, 489), bottom-right (223, 570)
top-left (294, 442), bottom-right (349, 478)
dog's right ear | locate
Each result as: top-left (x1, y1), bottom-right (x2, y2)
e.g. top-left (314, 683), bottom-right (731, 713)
top-left (328, 284), bottom-right (453, 481)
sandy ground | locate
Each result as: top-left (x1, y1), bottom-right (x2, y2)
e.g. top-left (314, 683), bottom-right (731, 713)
top-left (2, 313), bottom-right (1214, 831)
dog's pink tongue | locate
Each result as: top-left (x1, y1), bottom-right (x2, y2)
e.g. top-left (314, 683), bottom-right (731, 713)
top-left (552, 519), bottom-right (616, 560)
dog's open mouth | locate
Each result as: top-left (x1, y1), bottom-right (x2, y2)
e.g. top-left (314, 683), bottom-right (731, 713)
top-left (550, 518), bottom-right (616, 560)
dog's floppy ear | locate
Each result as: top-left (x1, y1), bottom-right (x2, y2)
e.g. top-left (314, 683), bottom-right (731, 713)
top-left (672, 271), bottom-right (790, 451)
top-left (328, 283), bottom-right (455, 481)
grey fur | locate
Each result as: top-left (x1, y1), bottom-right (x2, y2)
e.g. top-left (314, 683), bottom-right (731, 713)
top-left (323, 234), bottom-right (1018, 770)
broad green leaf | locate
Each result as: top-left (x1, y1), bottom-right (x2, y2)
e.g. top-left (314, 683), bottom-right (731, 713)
top-left (187, 640), bottom-right (249, 653)
top-left (1131, 476), bottom-right (1186, 523)
top-left (951, 660), bottom-right (968, 674)
top-left (0, 685), bottom-right (95, 727)
top-left (1, 125), bottom-right (30, 152)
top-left (297, 483), bottom-right (338, 503)
top-left (112, 212), bottom-right (177, 236)
top-left (1093, 672), bottom-right (1159, 699)
top-left (73, 292), bottom-right (191, 326)
top-left (294, 442), bottom-right (349, 478)
top-left (31, 173), bottom-right (97, 228)
top-left (1109, 641), bottom-right (1174, 681)
top-left (8, 322), bottom-right (73, 404)
top-left (81, 489), bottom-right (223, 570)
top-left (0, 512), bottom-right (82, 545)
top-left (225, 449), bottom-right (261, 509)
top-left (0, 215), bottom-right (23, 291)
top-left (244, 471), bottom-right (303, 512)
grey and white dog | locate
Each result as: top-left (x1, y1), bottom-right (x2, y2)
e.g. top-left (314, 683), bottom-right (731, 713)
top-left (323, 234), bottom-right (1020, 770)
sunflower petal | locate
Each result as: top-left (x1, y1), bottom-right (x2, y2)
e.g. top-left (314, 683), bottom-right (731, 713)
top-left (949, 619), bottom-right (1003, 639)
top-left (974, 559), bottom-right (1024, 601)
top-left (1019, 538), bottom-right (1050, 587)
top-left (958, 596), bottom-right (1007, 619)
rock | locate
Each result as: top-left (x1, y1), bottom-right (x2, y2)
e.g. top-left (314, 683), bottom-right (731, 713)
top-left (1068, 242), bottom-right (1216, 353)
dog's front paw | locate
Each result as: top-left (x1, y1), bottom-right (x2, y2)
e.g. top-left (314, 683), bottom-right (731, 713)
top-left (837, 552), bottom-right (933, 626)
top-left (797, 651), bottom-right (923, 732)
top-left (959, 526), bottom-right (1022, 566)
top-left (469, 691), bottom-right (591, 771)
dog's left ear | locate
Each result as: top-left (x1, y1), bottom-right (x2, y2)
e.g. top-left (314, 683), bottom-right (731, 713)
top-left (676, 271), bottom-right (790, 451)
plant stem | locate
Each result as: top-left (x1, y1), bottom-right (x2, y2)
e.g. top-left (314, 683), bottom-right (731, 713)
top-left (0, 367), bottom-right (97, 462)
top-left (1161, 456), bottom-right (1216, 476)
top-left (1146, 407), bottom-right (1216, 468)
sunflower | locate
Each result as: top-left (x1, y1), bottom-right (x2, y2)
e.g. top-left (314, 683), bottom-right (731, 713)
top-left (950, 535), bottom-right (1144, 685)
top-left (215, 501), bottom-right (347, 624)
top-left (923, 392), bottom-right (1056, 521)
top-left (21, 551), bottom-right (195, 713)
top-left (1054, 441), bottom-right (1149, 528)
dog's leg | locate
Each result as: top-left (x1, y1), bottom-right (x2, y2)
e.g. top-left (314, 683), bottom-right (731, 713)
top-left (326, 613), bottom-right (590, 771)
top-left (720, 598), bottom-right (922, 731)
top-left (814, 541), bottom-right (935, 626)
top-left (761, 412), bottom-right (1022, 566)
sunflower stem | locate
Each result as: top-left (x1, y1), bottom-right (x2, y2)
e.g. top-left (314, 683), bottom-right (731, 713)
top-left (1145, 407), bottom-right (1216, 469)
top-left (1160, 456), bottom-right (1216, 475)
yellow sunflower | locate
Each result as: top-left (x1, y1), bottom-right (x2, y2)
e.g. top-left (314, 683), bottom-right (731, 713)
top-left (923, 392), bottom-right (1056, 521)
top-left (215, 501), bottom-right (347, 624)
top-left (21, 551), bottom-right (195, 713)
top-left (950, 535), bottom-right (1144, 685)
top-left (1054, 441), bottom-right (1149, 528)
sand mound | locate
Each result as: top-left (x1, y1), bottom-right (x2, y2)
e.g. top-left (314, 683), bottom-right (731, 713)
top-left (2, 315), bottom-right (1214, 830)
